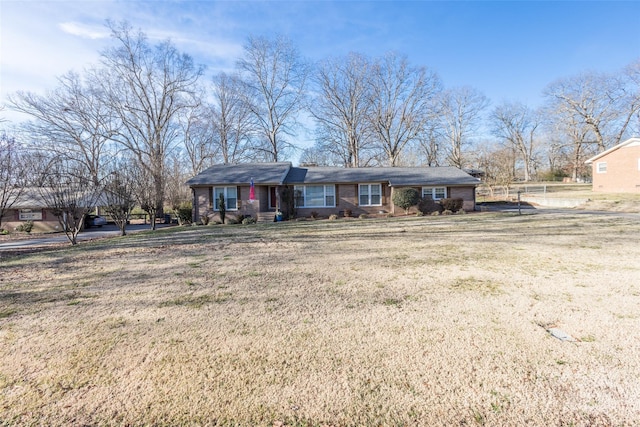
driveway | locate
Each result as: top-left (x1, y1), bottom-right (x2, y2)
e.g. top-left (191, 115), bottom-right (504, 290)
top-left (0, 223), bottom-right (175, 252)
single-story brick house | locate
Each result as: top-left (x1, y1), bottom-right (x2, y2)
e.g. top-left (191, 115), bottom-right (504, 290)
top-left (186, 162), bottom-right (480, 222)
top-left (1, 190), bottom-right (61, 233)
top-left (585, 137), bottom-right (640, 193)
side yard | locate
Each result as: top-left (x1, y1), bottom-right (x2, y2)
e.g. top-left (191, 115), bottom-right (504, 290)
top-left (1, 213), bottom-right (640, 425)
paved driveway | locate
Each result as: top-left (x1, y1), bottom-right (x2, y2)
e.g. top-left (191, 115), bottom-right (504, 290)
top-left (0, 223), bottom-right (174, 251)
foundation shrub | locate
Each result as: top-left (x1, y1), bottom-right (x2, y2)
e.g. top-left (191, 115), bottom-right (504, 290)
top-left (175, 202), bottom-right (193, 225)
top-left (418, 197), bottom-right (442, 214)
top-left (344, 209), bottom-right (352, 218)
top-left (16, 221), bottom-right (34, 233)
top-left (329, 214), bottom-right (338, 220)
top-left (440, 198), bottom-right (464, 212)
top-left (242, 216), bottom-right (256, 225)
top-left (393, 188), bottom-right (420, 214)
top-left (310, 211), bottom-right (319, 219)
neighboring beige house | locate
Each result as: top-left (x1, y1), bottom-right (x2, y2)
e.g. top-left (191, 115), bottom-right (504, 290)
top-left (585, 137), bottom-right (640, 193)
top-left (186, 162), bottom-right (480, 223)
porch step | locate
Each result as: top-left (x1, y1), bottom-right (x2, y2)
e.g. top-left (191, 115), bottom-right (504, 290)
top-left (256, 212), bottom-right (276, 223)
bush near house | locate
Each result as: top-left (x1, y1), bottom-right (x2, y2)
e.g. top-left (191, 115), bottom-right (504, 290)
top-left (440, 198), bottom-right (464, 212)
top-left (393, 188), bottom-right (420, 214)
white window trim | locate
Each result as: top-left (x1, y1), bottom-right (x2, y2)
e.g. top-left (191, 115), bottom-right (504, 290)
top-left (422, 186), bottom-right (447, 200)
top-left (294, 185), bottom-right (336, 208)
top-left (359, 183), bottom-right (382, 206)
top-left (213, 186), bottom-right (238, 211)
top-left (596, 162), bottom-right (607, 174)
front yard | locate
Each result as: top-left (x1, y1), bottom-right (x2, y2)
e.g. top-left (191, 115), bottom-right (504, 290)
top-left (1, 212), bottom-right (639, 425)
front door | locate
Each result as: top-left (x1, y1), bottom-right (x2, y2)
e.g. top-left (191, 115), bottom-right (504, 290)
top-left (269, 186), bottom-right (278, 210)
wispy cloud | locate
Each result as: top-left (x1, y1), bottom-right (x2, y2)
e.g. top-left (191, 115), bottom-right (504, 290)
top-left (59, 22), bottom-right (110, 40)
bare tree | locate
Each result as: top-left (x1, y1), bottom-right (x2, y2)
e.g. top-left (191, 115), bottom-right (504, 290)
top-left (474, 142), bottom-right (517, 198)
top-left (180, 102), bottom-right (218, 175)
top-left (416, 124), bottom-right (442, 166)
top-left (623, 58), bottom-right (640, 136)
top-left (543, 107), bottom-right (597, 182)
top-left (36, 156), bottom-right (103, 245)
top-left (438, 86), bottom-right (489, 168)
top-left (98, 21), bottom-right (203, 229)
top-left (237, 35), bottom-right (309, 162)
top-left (210, 72), bottom-right (256, 164)
top-left (8, 71), bottom-right (116, 185)
top-left (165, 152), bottom-right (192, 222)
top-left (544, 66), bottom-right (640, 151)
top-left (491, 102), bottom-right (541, 182)
top-left (102, 159), bottom-right (138, 236)
top-left (0, 133), bottom-right (28, 231)
top-left (368, 52), bottom-right (442, 166)
top-left (311, 53), bottom-right (374, 167)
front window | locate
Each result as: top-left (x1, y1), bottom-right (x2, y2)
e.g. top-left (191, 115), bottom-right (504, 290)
top-left (293, 185), bottom-right (335, 207)
top-left (359, 184), bottom-right (382, 206)
top-left (596, 162), bottom-right (607, 174)
top-left (213, 187), bottom-right (237, 210)
top-left (422, 187), bottom-right (447, 200)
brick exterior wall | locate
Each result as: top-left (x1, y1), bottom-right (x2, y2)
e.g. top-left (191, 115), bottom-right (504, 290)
top-left (591, 143), bottom-right (640, 193)
top-left (193, 183), bottom-right (477, 221)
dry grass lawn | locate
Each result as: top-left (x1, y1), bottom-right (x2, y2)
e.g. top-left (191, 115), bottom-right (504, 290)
top-left (1, 211), bottom-right (640, 426)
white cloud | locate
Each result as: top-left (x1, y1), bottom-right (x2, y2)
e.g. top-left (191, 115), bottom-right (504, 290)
top-left (59, 22), bottom-right (110, 40)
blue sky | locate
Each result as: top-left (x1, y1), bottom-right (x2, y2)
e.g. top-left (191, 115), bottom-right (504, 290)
top-left (1, 0), bottom-right (639, 127)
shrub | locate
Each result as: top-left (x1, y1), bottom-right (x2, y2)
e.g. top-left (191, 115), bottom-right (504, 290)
top-left (310, 211), bottom-right (319, 219)
top-left (418, 197), bottom-right (441, 214)
top-left (358, 213), bottom-right (367, 219)
top-left (440, 198), bottom-right (464, 212)
top-left (16, 221), bottom-right (34, 233)
top-left (431, 211), bottom-right (440, 216)
top-left (218, 193), bottom-right (226, 224)
top-left (1, 228), bottom-right (8, 235)
top-left (344, 209), bottom-right (352, 218)
top-left (442, 209), bottom-right (453, 215)
top-left (175, 202), bottom-right (193, 225)
top-left (329, 214), bottom-right (338, 220)
top-left (415, 211), bottom-right (424, 217)
top-left (393, 188), bottom-right (420, 214)
top-left (242, 216), bottom-right (256, 225)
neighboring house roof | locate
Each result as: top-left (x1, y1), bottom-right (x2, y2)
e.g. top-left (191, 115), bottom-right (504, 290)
top-left (187, 163), bottom-right (480, 187)
top-left (3, 188), bottom-right (48, 209)
top-left (585, 137), bottom-right (640, 164)
top-left (186, 162), bottom-right (293, 186)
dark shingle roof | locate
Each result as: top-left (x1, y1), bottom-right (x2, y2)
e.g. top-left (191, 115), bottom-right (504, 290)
top-left (187, 163), bottom-right (480, 187)
top-left (186, 162), bottom-right (293, 186)
top-left (285, 166), bottom-right (479, 186)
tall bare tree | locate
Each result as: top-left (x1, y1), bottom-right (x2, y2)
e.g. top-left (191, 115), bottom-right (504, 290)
top-left (8, 71), bottom-right (116, 185)
top-left (368, 52), bottom-right (442, 166)
top-left (0, 133), bottom-right (28, 230)
top-left (210, 72), bottom-right (256, 164)
top-left (311, 53), bottom-right (374, 167)
top-left (491, 102), bottom-right (541, 182)
top-left (623, 58), bottom-right (640, 136)
top-left (179, 102), bottom-right (217, 176)
top-left (544, 66), bottom-right (640, 152)
top-left (438, 86), bottom-right (489, 168)
top-left (98, 21), bottom-right (203, 229)
top-left (237, 35), bottom-right (309, 162)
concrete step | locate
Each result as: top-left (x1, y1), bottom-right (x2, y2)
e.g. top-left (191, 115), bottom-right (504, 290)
top-left (256, 212), bottom-right (276, 223)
